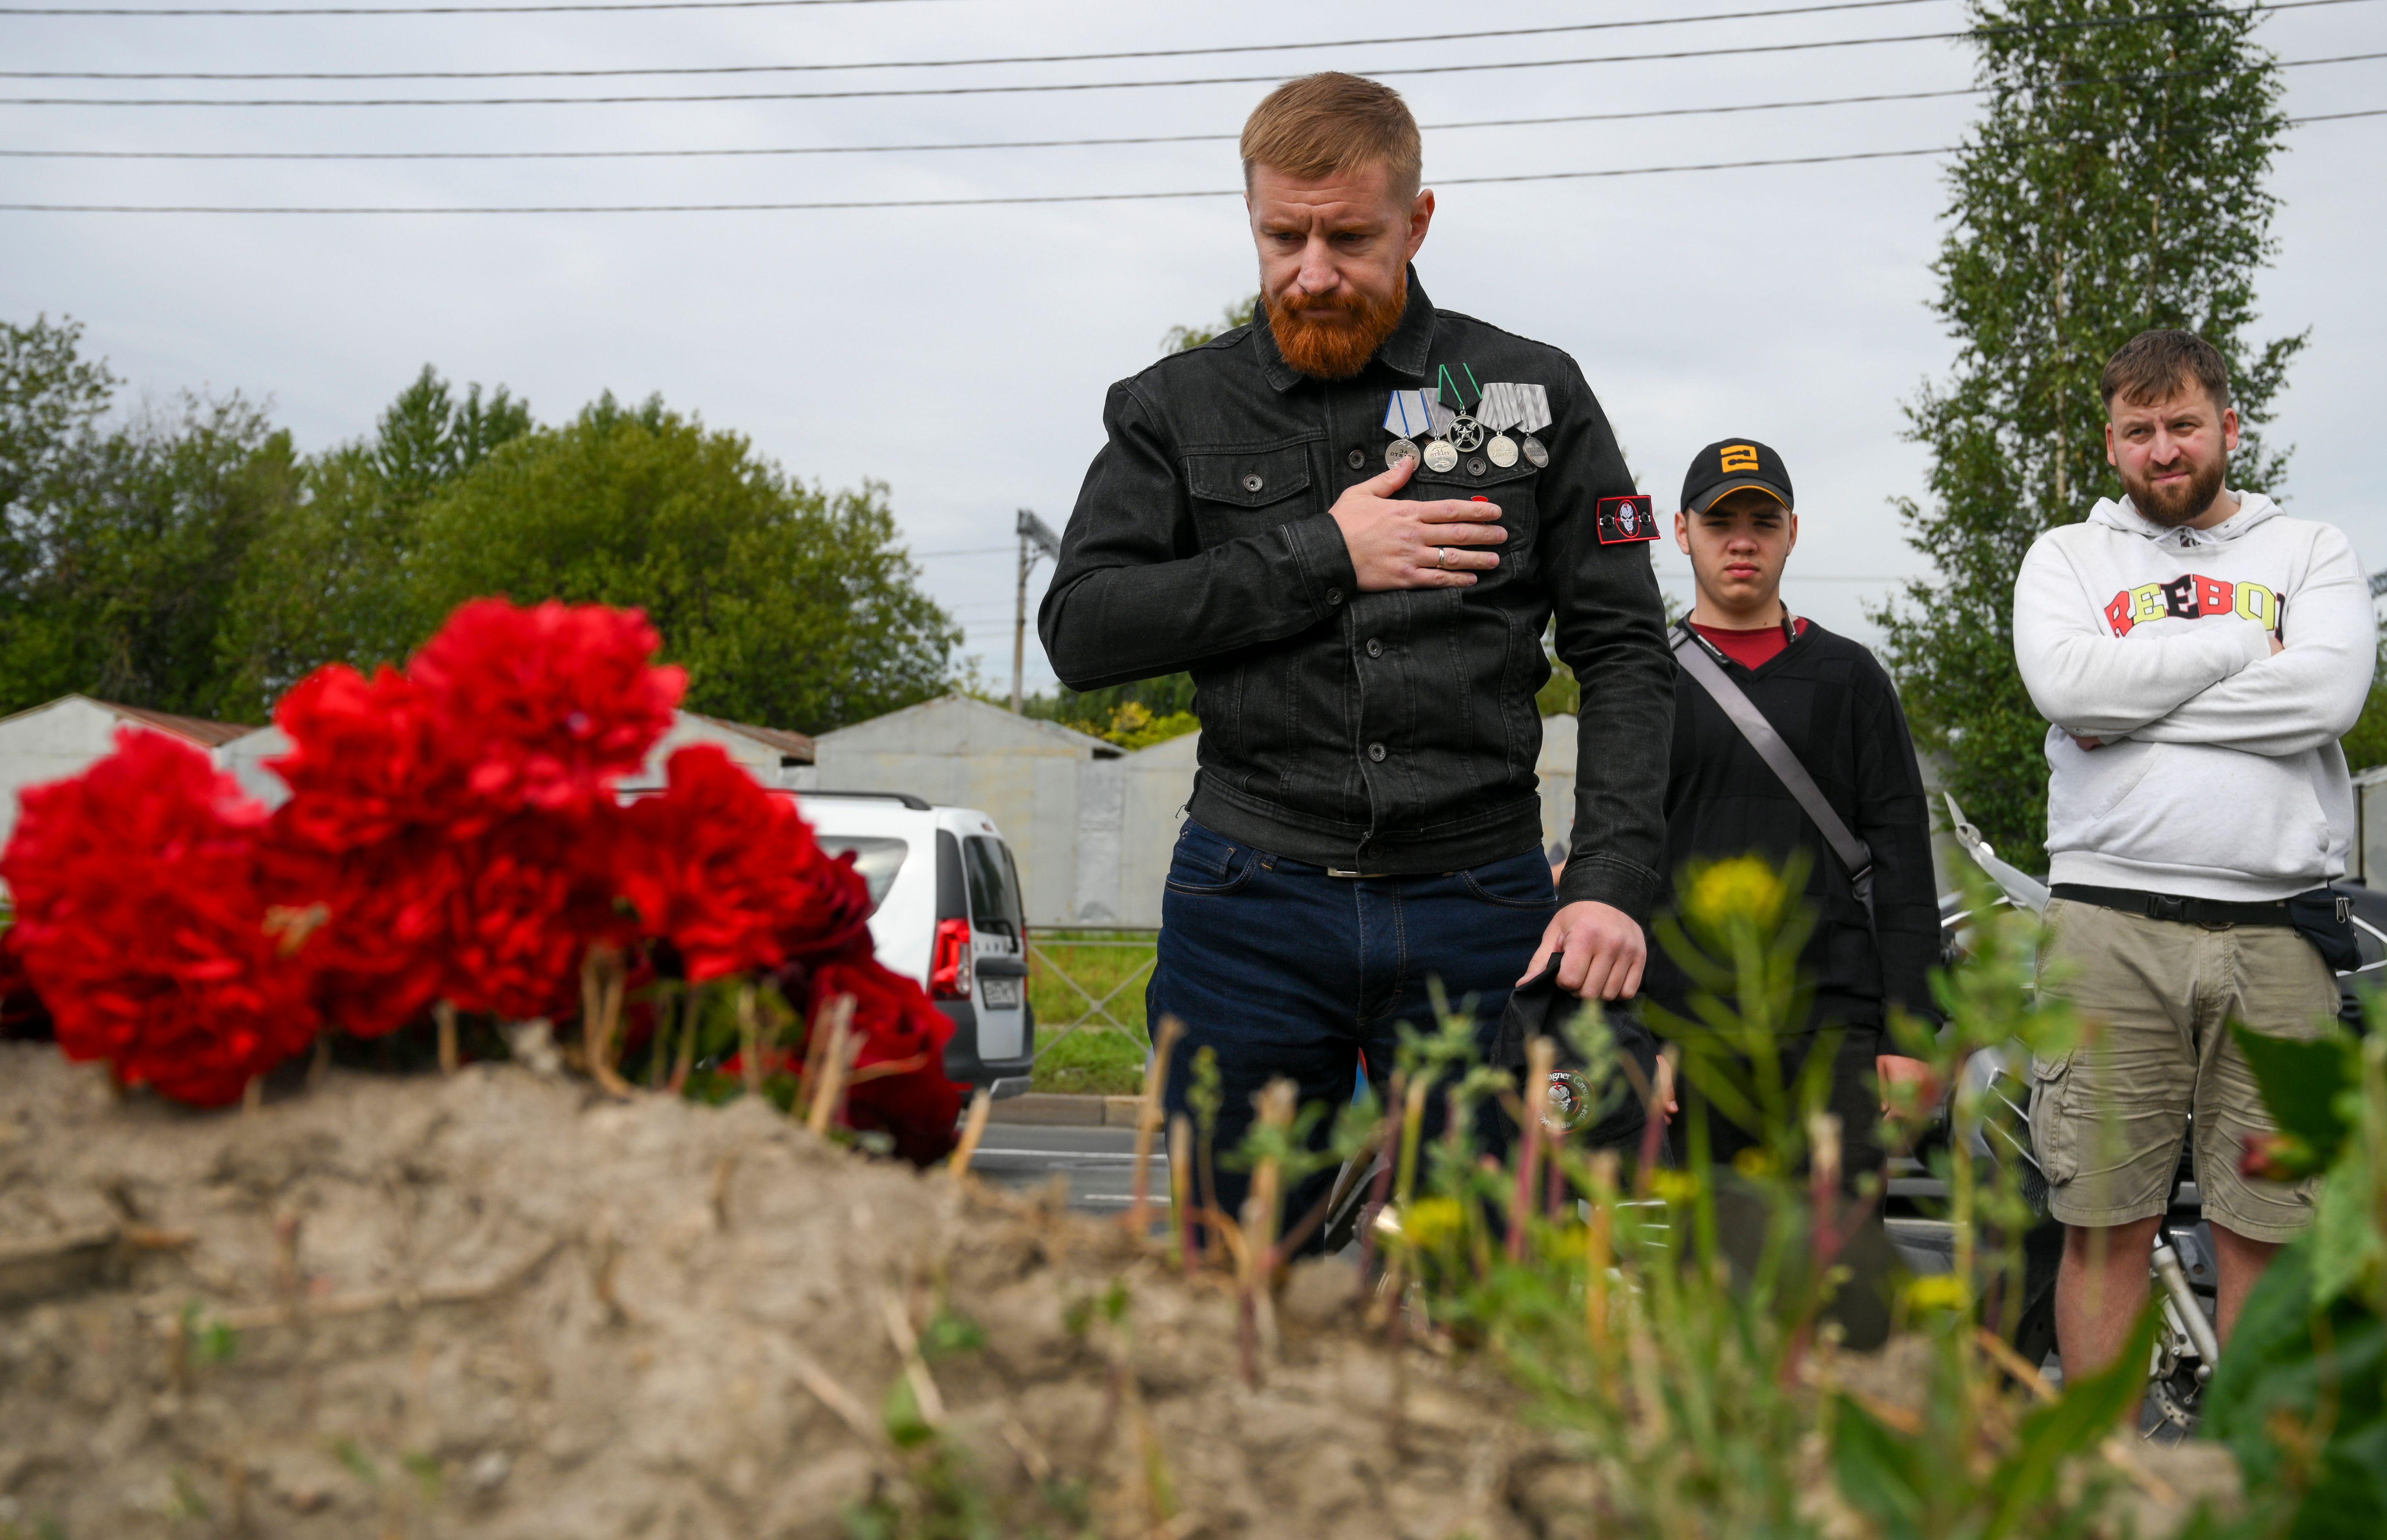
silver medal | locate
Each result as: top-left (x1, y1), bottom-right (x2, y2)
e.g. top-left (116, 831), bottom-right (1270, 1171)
top-left (1423, 438), bottom-right (1459, 473)
top-left (1521, 434), bottom-right (1549, 469)
top-left (1385, 437), bottom-right (1420, 471)
top-left (1448, 416), bottom-right (1486, 453)
top-left (1487, 433), bottom-right (1518, 469)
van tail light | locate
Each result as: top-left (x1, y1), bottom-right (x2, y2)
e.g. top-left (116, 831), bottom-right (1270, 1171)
top-left (930, 917), bottom-right (973, 999)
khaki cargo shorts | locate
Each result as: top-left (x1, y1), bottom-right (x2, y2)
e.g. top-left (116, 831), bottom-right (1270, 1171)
top-left (2029, 897), bottom-right (2334, 1243)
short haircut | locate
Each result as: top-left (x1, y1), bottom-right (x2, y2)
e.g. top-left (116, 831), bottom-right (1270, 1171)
top-left (2100, 329), bottom-right (2232, 415)
top-left (1240, 73), bottom-right (1423, 199)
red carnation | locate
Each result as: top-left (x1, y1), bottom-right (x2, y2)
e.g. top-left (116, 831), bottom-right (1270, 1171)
top-left (806, 949), bottom-right (960, 1165)
top-left (618, 745), bottom-right (827, 984)
top-left (409, 598), bottom-right (685, 818)
top-left (263, 664), bottom-right (461, 1036)
top-left (268, 663), bottom-right (460, 848)
top-left (442, 811), bottom-right (630, 1022)
top-left (1, 729), bottom-right (319, 1106)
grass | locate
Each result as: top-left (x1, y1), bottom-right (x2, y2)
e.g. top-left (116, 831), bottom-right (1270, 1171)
top-left (1027, 931), bottom-right (1155, 1096)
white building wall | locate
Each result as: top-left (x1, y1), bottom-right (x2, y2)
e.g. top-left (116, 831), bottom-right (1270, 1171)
top-left (0, 698), bottom-right (204, 852)
top-left (799, 696), bottom-right (1123, 929)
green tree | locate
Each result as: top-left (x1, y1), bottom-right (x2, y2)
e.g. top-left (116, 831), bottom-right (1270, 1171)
top-left (1160, 292), bottom-right (1258, 355)
top-left (1874, 0), bottom-right (2302, 869)
top-left (222, 366), bottom-right (533, 712)
top-left (1, 316), bottom-right (310, 721)
top-left (405, 394), bottom-right (958, 733)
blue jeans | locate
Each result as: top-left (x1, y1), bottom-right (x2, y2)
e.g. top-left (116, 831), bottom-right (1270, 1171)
top-left (1150, 819), bottom-right (1557, 1248)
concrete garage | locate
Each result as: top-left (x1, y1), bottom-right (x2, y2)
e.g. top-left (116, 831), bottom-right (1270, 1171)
top-left (799, 695), bottom-right (1586, 930)
top-left (0, 695), bottom-right (255, 852)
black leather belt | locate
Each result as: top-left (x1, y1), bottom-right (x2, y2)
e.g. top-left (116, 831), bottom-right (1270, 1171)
top-left (2050, 883), bottom-right (2295, 928)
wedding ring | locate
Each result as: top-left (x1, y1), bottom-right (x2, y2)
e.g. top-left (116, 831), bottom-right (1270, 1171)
top-left (1436, 546), bottom-right (1451, 569)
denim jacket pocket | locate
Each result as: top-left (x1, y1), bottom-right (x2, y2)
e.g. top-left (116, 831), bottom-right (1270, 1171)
top-left (1184, 442), bottom-right (1316, 547)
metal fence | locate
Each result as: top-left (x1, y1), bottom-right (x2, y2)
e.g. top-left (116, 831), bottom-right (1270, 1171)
top-left (1026, 928), bottom-right (1157, 1062)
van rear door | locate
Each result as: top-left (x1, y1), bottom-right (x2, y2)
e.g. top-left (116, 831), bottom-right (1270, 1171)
top-left (962, 834), bottom-right (1028, 1059)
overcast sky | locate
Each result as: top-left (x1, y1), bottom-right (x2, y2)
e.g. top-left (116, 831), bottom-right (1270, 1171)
top-left (4, 0), bottom-right (2382, 704)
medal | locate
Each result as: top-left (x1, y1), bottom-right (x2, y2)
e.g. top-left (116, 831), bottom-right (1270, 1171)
top-left (1383, 388), bottom-right (1433, 472)
top-left (1434, 362), bottom-right (1488, 460)
top-left (1512, 383), bottom-right (1553, 468)
top-left (1478, 381), bottom-right (1524, 468)
top-left (1423, 439), bottom-right (1459, 473)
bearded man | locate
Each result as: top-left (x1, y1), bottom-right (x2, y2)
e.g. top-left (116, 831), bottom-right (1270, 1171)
top-left (1039, 73), bottom-right (1672, 1238)
top-left (2012, 328), bottom-right (2373, 1379)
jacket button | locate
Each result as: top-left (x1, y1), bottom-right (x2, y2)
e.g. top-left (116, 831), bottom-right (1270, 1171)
top-left (1467, 456), bottom-right (1487, 477)
top-left (1242, 472), bottom-right (1265, 493)
top-left (1347, 448), bottom-right (1366, 471)
top-left (1367, 742), bottom-right (1387, 762)
top-left (1325, 588), bottom-right (1343, 606)
top-left (1366, 638), bottom-right (1383, 658)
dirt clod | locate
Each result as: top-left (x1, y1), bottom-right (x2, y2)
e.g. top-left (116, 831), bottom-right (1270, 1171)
top-left (0, 1045), bottom-right (1548, 1538)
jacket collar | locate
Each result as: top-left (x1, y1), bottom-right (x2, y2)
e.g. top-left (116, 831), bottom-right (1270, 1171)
top-left (1254, 264), bottom-right (1437, 392)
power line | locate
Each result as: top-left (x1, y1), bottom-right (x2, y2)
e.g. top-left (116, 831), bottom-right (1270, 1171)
top-left (2, 3), bottom-right (1966, 77)
top-left (0, 90), bottom-right (1987, 157)
top-left (0, 0), bottom-right (958, 12)
top-left (5, 2), bottom-right (2367, 107)
top-left (0, 147), bottom-right (2168, 213)
top-left (5, 108), bottom-right (2375, 214)
top-left (15, 49), bottom-right (2382, 161)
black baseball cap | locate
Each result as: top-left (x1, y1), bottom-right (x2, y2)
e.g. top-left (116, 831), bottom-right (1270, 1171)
top-left (1681, 438), bottom-right (1795, 514)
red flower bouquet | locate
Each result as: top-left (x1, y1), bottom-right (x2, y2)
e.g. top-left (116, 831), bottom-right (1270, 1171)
top-left (1, 597), bottom-right (964, 1164)
top-left (2, 729), bottom-right (320, 1105)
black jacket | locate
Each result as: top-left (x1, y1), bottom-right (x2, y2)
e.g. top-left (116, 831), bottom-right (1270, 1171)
top-left (1645, 618), bottom-right (1942, 1031)
top-left (1037, 272), bottom-right (1674, 918)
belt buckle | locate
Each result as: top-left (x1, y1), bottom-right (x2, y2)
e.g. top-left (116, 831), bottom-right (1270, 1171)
top-left (2149, 894), bottom-right (2190, 923)
top-left (1327, 867), bottom-right (1385, 880)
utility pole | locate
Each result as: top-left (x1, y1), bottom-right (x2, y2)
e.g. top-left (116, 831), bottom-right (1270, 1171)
top-left (1012, 508), bottom-right (1062, 713)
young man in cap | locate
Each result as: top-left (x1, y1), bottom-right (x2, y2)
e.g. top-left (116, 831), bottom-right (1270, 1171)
top-left (1040, 73), bottom-right (1671, 1238)
top-left (1646, 439), bottom-right (1942, 1181)
top-left (2013, 329), bottom-right (2372, 1377)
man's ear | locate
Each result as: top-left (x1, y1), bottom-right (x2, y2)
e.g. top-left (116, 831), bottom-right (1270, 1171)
top-left (1785, 511), bottom-right (1799, 555)
top-left (2104, 420), bottom-right (2118, 468)
top-left (1405, 188), bottom-right (1435, 259)
top-left (1674, 508), bottom-right (1692, 556)
top-left (2222, 406), bottom-right (2241, 454)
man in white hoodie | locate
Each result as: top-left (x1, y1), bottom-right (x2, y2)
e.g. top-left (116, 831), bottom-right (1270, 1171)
top-left (2013, 328), bottom-right (2372, 1379)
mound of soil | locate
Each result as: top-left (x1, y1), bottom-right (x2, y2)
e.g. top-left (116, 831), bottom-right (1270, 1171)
top-left (0, 1046), bottom-right (1540, 1539)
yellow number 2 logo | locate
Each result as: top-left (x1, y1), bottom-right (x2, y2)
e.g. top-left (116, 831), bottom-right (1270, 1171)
top-left (1720, 444), bottom-right (1760, 473)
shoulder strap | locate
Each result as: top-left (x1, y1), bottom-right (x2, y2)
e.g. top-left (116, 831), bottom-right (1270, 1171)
top-left (1670, 623), bottom-right (1874, 896)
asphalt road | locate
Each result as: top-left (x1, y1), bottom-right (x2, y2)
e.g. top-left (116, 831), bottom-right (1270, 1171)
top-left (970, 1122), bottom-right (1960, 1275)
top-left (969, 1122), bottom-right (1159, 1213)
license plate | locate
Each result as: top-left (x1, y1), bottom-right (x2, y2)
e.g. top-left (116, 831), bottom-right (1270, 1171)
top-left (979, 975), bottom-right (1023, 1009)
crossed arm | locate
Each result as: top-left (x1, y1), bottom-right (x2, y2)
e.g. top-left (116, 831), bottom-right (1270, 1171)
top-left (2013, 531), bottom-right (2374, 757)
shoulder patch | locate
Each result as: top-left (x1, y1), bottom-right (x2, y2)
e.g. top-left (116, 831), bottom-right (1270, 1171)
top-left (1598, 494), bottom-right (1658, 545)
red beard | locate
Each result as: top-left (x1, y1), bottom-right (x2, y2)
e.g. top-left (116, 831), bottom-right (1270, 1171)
top-left (1265, 273), bottom-right (1408, 380)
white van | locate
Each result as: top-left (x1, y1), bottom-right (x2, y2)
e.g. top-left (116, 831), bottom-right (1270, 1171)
top-left (801, 791), bottom-right (1035, 1099)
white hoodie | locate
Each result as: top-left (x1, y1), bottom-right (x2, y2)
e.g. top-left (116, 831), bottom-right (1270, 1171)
top-left (2012, 491), bottom-right (2374, 901)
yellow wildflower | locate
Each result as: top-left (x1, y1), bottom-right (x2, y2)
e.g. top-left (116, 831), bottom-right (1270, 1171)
top-left (1904, 1274), bottom-right (1972, 1314)
top-left (1685, 856), bottom-right (1787, 933)
top-left (1397, 1196), bottom-right (1466, 1258)
top-left (1649, 1169), bottom-right (1702, 1207)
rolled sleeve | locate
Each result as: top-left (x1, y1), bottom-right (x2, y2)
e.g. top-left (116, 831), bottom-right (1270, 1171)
top-left (1280, 511), bottom-right (1359, 618)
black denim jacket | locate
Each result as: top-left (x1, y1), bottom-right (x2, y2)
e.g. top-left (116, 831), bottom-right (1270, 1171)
top-left (1038, 271), bottom-right (1673, 920)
